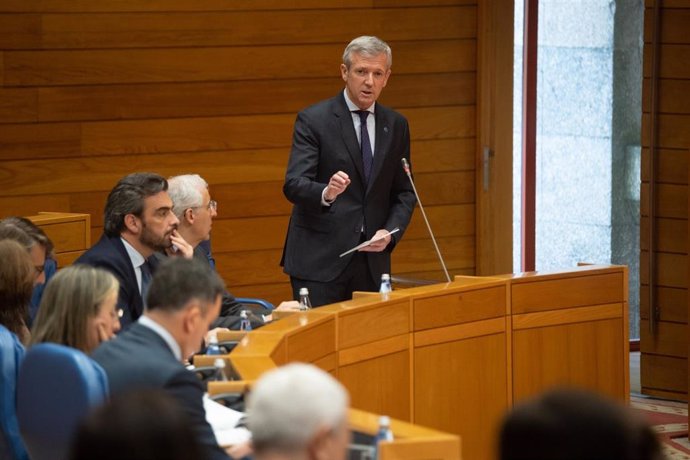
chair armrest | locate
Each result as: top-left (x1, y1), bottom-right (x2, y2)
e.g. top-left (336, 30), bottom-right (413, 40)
top-left (235, 297), bottom-right (274, 310)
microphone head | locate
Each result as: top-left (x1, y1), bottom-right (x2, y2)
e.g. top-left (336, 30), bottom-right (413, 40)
top-left (401, 158), bottom-right (410, 174)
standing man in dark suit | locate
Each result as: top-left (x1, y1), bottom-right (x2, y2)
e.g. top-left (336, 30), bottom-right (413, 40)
top-left (92, 257), bottom-right (230, 460)
top-left (282, 36), bottom-right (416, 306)
top-left (76, 173), bottom-right (191, 329)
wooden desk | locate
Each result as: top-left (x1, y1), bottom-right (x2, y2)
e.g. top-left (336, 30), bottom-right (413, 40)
top-left (26, 212), bottom-right (91, 267)
top-left (213, 264), bottom-right (628, 460)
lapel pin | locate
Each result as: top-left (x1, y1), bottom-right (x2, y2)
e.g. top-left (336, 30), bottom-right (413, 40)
top-left (384, 126), bottom-right (389, 133)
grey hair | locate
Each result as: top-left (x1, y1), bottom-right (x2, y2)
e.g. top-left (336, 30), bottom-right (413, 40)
top-left (247, 363), bottom-right (349, 454)
top-left (167, 174), bottom-right (209, 219)
top-left (342, 36), bottom-right (392, 69)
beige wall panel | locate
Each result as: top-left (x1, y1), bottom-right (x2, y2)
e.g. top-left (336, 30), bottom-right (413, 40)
top-left (3, 40), bottom-right (475, 86)
top-left (415, 332), bottom-right (507, 460)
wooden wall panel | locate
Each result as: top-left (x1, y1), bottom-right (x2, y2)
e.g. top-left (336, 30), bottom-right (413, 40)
top-left (3, 40), bottom-right (475, 86)
top-left (640, 3), bottom-right (690, 400)
top-left (0, 2), bottom-right (478, 306)
top-left (0, 8), bottom-right (476, 49)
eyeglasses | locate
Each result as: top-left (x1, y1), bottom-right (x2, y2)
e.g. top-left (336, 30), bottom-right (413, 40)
top-left (190, 199), bottom-right (217, 214)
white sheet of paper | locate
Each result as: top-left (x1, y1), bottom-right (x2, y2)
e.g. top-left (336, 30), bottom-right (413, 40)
top-left (339, 228), bottom-right (400, 258)
top-left (203, 395), bottom-right (249, 446)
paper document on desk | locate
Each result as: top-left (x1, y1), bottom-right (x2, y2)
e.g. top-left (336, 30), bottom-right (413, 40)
top-left (339, 228), bottom-right (399, 258)
top-left (203, 395), bottom-right (251, 447)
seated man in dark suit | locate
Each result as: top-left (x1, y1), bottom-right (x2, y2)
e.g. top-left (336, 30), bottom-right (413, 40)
top-left (166, 174), bottom-right (299, 329)
top-left (91, 257), bottom-right (230, 460)
top-left (75, 173), bottom-right (191, 329)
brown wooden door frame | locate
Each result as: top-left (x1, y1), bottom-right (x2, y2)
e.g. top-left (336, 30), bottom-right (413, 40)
top-left (476, 0), bottom-right (515, 276)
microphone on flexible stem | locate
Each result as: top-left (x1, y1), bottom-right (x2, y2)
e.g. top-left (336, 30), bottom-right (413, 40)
top-left (401, 158), bottom-right (452, 283)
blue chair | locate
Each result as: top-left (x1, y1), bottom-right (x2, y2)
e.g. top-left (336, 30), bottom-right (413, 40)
top-left (235, 297), bottom-right (274, 311)
top-left (16, 343), bottom-right (109, 460)
top-left (0, 325), bottom-right (29, 460)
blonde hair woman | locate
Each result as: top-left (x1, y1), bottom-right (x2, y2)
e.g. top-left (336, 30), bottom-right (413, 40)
top-left (31, 265), bottom-right (121, 353)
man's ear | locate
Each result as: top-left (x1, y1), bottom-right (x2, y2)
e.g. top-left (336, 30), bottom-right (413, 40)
top-left (182, 301), bottom-right (202, 334)
top-left (184, 208), bottom-right (195, 225)
top-left (307, 425), bottom-right (334, 460)
top-left (124, 214), bottom-right (141, 235)
top-left (340, 63), bottom-right (348, 82)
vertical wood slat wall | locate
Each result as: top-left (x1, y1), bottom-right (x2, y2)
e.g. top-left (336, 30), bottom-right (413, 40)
top-left (0, 1), bottom-right (478, 305)
top-left (640, 0), bottom-right (690, 401)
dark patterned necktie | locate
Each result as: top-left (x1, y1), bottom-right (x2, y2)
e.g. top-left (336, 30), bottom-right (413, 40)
top-left (140, 260), bottom-right (152, 304)
top-left (355, 110), bottom-right (373, 184)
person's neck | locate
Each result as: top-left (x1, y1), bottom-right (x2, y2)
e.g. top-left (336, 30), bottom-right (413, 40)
top-left (121, 232), bottom-right (154, 258)
top-left (143, 311), bottom-right (184, 350)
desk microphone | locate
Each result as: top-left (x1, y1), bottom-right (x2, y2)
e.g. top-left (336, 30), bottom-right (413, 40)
top-left (401, 158), bottom-right (451, 283)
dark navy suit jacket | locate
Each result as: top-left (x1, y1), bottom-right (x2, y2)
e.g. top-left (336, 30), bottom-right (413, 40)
top-left (75, 234), bottom-right (157, 329)
top-left (91, 323), bottom-right (229, 460)
top-left (281, 92), bottom-right (416, 284)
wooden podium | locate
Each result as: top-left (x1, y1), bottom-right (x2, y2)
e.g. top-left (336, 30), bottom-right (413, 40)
top-left (206, 264), bottom-right (629, 460)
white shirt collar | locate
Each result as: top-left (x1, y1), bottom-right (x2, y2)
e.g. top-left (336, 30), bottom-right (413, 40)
top-left (138, 315), bottom-right (182, 362)
top-left (343, 89), bottom-right (375, 114)
top-left (121, 237), bottom-right (146, 269)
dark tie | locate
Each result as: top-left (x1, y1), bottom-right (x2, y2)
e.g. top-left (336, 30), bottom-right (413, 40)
top-left (140, 260), bottom-right (152, 304)
top-left (356, 110), bottom-right (373, 184)
top-left (205, 249), bottom-right (216, 270)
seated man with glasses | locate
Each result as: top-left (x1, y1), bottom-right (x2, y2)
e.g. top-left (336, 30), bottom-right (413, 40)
top-left (165, 174), bottom-right (300, 330)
